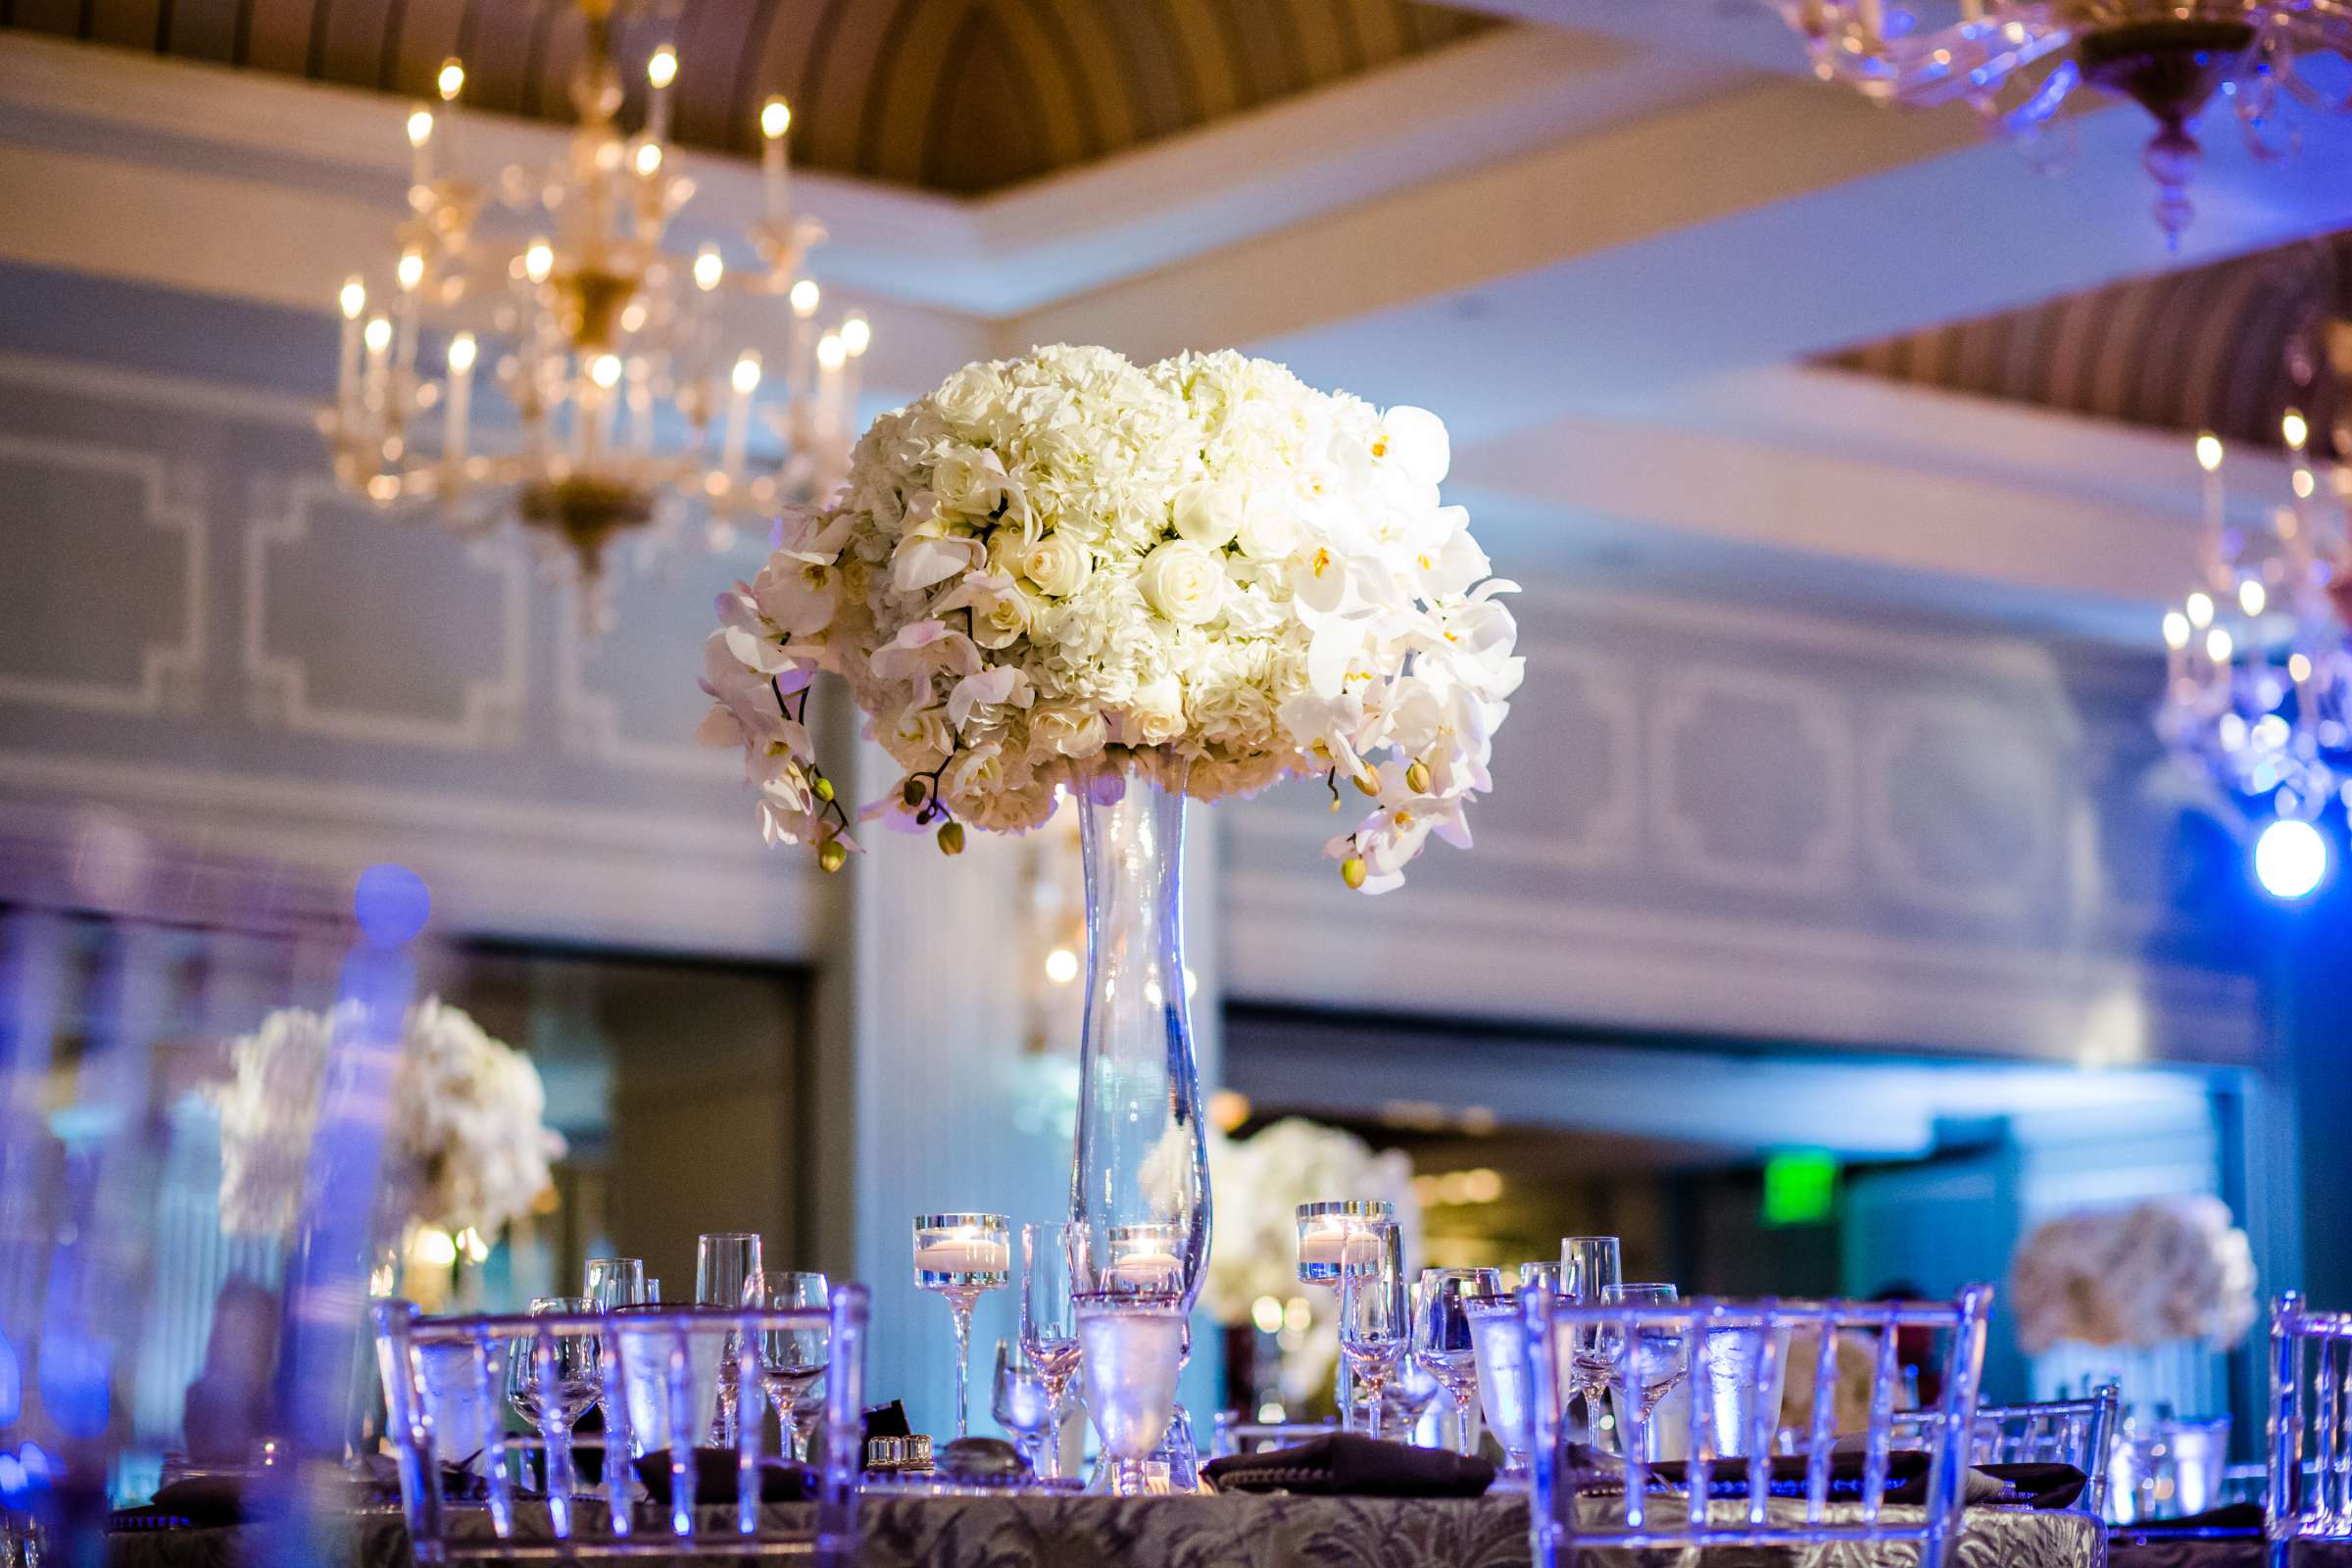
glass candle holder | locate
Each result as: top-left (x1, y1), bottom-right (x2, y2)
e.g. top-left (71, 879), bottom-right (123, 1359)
top-left (1297, 1200), bottom-right (1395, 1433)
top-left (914, 1212), bottom-right (1010, 1439)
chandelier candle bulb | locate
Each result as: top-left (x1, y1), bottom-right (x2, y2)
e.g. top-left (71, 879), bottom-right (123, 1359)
top-left (816, 332), bottom-right (847, 443)
top-left (363, 315), bottom-right (393, 416)
top-left (788, 278), bottom-right (819, 395)
top-left (721, 353), bottom-right (760, 487)
top-left (444, 333), bottom-right (474, 466)
top-left (646, 45), bottom-right (677, 145)
top-left (760, 96), bottom-right (792, 227)
top-left (406, 106), bottom-right (434, 197)
top-left (336, 277), bottom-right (367, 410)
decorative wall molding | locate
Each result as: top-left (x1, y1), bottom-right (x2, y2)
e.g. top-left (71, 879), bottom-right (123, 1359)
top-left (0, 432), bottom-right (206, 718)
top-left (1860, 695), bottom-right (2057, 920)
top-left (243, 473), bottom-right (529, 751)
top-left (1648, 663), bottom-right (1856, 895)
top-left (554, 589), bottom-right (734, 779)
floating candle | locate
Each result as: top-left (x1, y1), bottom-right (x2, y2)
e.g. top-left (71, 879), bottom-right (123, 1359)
top-left (915, 1238), bottom-right (1009, 1275)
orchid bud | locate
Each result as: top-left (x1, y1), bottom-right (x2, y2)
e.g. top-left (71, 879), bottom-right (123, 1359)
top-left (812, 773), bottom-right (835, 804)
top-left (1353, 770), bottom-right (1379, 797)
top-left (902, 776), bottom-right (927, 808)
top-left (817, 838), bottom-right (848, 874)
top-left (1341, 856), bottom-right (1367, 890)
top-left (937, 821), bottom-right (965, 857)
top-left (1405, 760), bottom-right (1431, 794)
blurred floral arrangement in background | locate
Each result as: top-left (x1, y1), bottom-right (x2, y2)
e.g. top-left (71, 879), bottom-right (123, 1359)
top-left (213, 997), bottom-right (565, 1256)
top-left (2010, 1195), bottom-right (2256, 1355)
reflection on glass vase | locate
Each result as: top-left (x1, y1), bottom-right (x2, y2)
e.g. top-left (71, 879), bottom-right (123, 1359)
top-left (1068, 762), bottom-right (1211, 1490)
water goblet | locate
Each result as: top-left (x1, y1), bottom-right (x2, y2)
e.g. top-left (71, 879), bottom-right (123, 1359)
top-left (505, 1297), bottom-right (601, 1497)
top-left (1336, 1222), bottom-right (1407, 1440)
top-left (914, 1212), bottom-right (1010, 1439)
top-left (696, 1233), bottom-right (764, 1444)
top-left (1074, 1293), bottom-right (1187, 1496)
top-left (1416, 1267), bottom-right (1500, 1455)
top-left (1562, 1237), bottom-right (1623, 1440)
top-left (746, 1270), bottom-right (829, 1461)
top-left (1297, 1200), bottom-right (1393, 1433)
top-left (583, 1257), bottom-right (647, 1310)
top-left (1601, 1283), bottom-right (1687, 1459)
top-left (1019, 1221), bottom-right (1083, 1481)
top-left (1465, 1287), bottom-right (1532, 1476)
top-left (992, 1339), bottom-right (1053, 1470)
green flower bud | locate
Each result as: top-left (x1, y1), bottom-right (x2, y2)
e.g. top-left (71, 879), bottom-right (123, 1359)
top-left (1341, 856), bottom-right (1367, 890)
top-left (937, 821), bottom-right (966, 857)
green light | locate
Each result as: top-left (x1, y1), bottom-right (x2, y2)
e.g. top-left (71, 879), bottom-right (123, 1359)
top-left (1762, 1149), bottom-right (1839, 1227)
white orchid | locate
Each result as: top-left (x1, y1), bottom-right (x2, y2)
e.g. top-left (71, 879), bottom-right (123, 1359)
top-left (698, 344), bottom-right (1517, 886)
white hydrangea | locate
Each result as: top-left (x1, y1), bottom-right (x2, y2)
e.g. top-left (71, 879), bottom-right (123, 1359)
top-left (213, 997), bottom-right (566, 1245)
top-left (2009, 1196), bottom-right (2257, 1356)
top-left (1197, 1116), bottom-right (1420, 1329)
top-left (698, 344), bottom-right (1521, 890)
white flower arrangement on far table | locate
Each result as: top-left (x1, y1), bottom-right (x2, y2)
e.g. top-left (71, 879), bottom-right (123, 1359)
top-left (699, 345), bottom-right (1520, 892)
top-left (213, 997), bottom-right (565, 1248)
top-left (2009, 1196), bottom-right (2257, 1356)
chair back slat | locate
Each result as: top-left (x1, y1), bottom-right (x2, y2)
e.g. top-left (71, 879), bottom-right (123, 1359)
top-left (371, 1291), bottom-right (868, 1566)
top-left (2275, 1292), bottom-right (2352, 1543)
top-left (1900, 1383), bottom-right (2117, 1517)
top-left (1522, 1290), bottom-right (1994, 1568)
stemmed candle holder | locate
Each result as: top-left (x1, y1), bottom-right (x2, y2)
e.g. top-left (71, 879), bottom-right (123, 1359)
top-left (914, 1212), bottom-right (1010, 1440)
top-left (1297, 1200), bottom-right (1394, 1434)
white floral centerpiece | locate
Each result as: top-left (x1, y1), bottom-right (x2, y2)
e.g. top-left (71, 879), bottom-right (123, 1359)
top-left (2009, 1196), bottom-right (2257, 1356)
top-left (698, 344), bottom-right (1520, 891)
top-left (214, 997), bottom-right (565, 1249)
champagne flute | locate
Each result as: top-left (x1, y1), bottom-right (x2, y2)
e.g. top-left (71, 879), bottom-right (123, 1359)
top-left (696, 1233), bottom-right (763, 1445)
top-left (1336, 1220), bottom-right (1407, 1441)
top-left (1563, 1237), bottom-right (1623, 1442)
top-left (1466, 1286), bottom-right (1531, 1476)
top-left (1415, 1267), bottom-right (1499, 1455)
top-left (746, 1270), bottom-right (829, 1461)
top-left (505, 1298), bottom-right (600, 1497)
top-left (1019, 1221), bottom-right (1083, 1482)
top-left (992, 1339), bottom-right (1053, 1469)
top-left (914, 1212), bottom-right (1010, 1440)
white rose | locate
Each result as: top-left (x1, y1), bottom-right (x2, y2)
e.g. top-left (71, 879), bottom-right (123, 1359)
top-left (1235, 492), bottom-right (1302, 562)
top-left (1020, 532), bottom-right (1094, 598)
top-left (1030, 702), bottom-right (1107, 759)
top-left (972, 582), bottom-right (1035, 650)
top-left (1130, 673), bottom-right (1187, 746)
top-left (943, 742), bottom-right (1007, 807)
top-left (1171, 481), bottom-right (1241, 550)
top-left (1139, 540), bottom-right (1226, 625)
top-left (933, 365), bottom-right (1004, 440)
top-left (932, 445), bottom-right (1009, 517)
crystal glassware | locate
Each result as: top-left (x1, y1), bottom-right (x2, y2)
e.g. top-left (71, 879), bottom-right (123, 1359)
top-left (584, 1257), bottom-right (647, 1310)
top-left (1336, 1220), bottom-right (1407, 1440)
top-left (1466, 1287), bottom-right (1532, 1476)
top-left (1601, 1283), bottom-right (1688, 1458)
top-left (1020, 1221), bottom-right (1083, 1482)
top-left (505, 1297), bottom-right (601, 1496)
top-left (696, 1234), bottom-right (764, 1445)
top-left (1075, 1295), bottom-right (1188, 1496)
top-left (746, 1270), bottom-right (829, 1461)
top-left (1562, 1237), bottom-right (1623, 1437)
top-left (914, 1212), bottom-right (1010, 1440)
top-left (1297, 1200), bottom-right (1393, 1433)
top-left (1416, 1267), bottom-right (1500, 1456)
top-left (992, 1339), bottom-right (1053, 1470)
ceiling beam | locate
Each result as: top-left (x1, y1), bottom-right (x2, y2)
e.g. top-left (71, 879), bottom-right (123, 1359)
top-left (1441, 0), bottom-right (1817, 72)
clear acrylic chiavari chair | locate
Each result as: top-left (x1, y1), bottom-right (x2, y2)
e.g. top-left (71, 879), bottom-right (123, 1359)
top-left (2270, 1291), bottom-right (2352, 1549)
top-left (373, 1288), bottom-right (868, 1566)
top-left (1523, 1287), bottom-right (1994, 1568)
top-left (1893, 1383), bottom-right (2119, 1519)
top-left (1207, 1414), bottom-right (1339, 1458)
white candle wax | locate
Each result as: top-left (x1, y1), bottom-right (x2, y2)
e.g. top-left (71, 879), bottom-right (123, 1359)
top-left (337, 316), bottom-right (362, 413)
top-left (445, 356), bottom-right (470, 465)
top-left (1108, 1250), bottom-right (1182, 1289)
top-left (1298, 1227), bottom-right (1382, 1268)
top-left (817, 350), bottom-right (845, 441)
top-left (762, 136), bottom-right (790, 227)
top-left (720, 379), bottom-right (753, 485)
top-left (916, 1238), bottom-right (1009, 1274)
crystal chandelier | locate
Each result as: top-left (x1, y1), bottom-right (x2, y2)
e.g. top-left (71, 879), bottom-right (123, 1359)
top-left (2156, 414), bottom-right (2352, 847)
top-left (1774, 3), bottom-right (2352, 244)
top-left (319, 0), bottom-right (870, 626)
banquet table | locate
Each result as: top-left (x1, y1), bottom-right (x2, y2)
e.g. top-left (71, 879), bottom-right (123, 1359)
top-left (101, 1492), bottom-right (2127, 1568)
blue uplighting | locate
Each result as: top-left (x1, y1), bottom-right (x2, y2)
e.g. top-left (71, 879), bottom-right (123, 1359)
top-left (353, 862), bottom-right (431, 946)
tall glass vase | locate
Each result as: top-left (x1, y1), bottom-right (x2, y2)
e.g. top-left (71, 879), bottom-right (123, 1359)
top-left (1068, 763), bottom-right (1212, 1482)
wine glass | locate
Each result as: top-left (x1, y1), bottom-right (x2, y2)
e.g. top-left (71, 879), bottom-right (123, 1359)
top-left (914, 1212), bottom-right (1010, 1440)
top-left (1562, 1237), bottom-right (1623, 1440)
top-left (1415, 1267), bottom-right (1499, 1455)
top-left (1019, 1221), bottom-right (1083, 1482)
top-left (1297, 1200), bottom-right (1393, 1433)
top-left (992, 1339), bottom-right (1053, 1470)
top-left (505, 1297), bottom-right (601, 1496)
top-left (1336, 1221), bottom-right (1407, 1440)
top-left (1601, 1283), bottom-right (1687, 1458)
top-left (746, 1270), bottom-right (829, 1461)
top-left (1465, 1286), bottom-right (1531, 1476)
top-left (583, 1257), bottom-right (647, 1310)
top-left (696, 1233), bottom-right (763, 1445)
